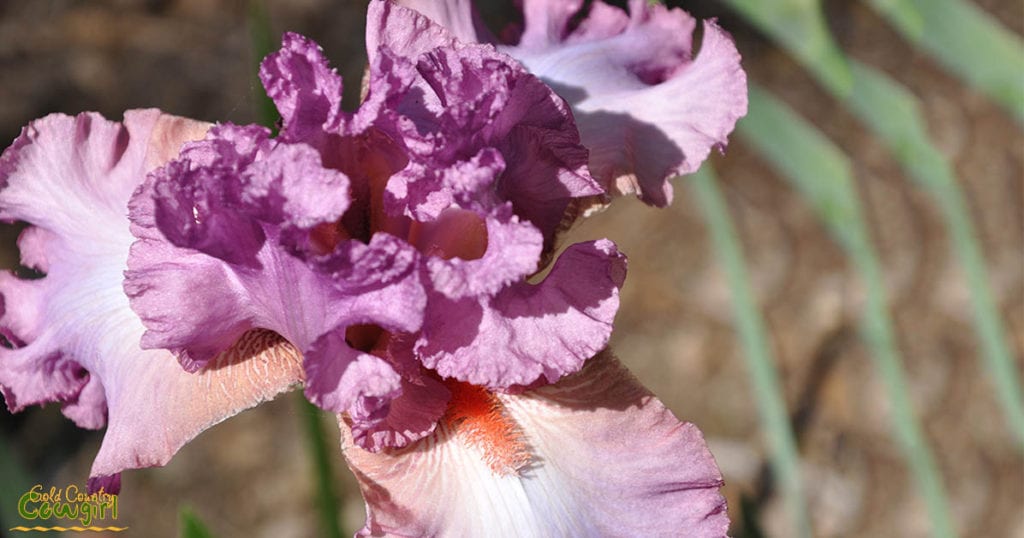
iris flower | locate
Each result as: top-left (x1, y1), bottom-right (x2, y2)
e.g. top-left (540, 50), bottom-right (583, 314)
top-left (0, 0), bottom-right (745, 535)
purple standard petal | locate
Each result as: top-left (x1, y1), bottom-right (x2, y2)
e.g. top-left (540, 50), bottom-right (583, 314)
top-left (125, 25), bottom-right (633, 451)
top-left (416, 239), bottom-right (626, 389)
top-left (0, 110), bottom-right (304, 489)
top-left (343, 351), bottom-right (729, 537)
top-left (259, 32), bottom-right (345, 141)
top-left (367, 0), bottom-right (603, 245)
top-left (365, 8), bottom-right (633, 391)
top-left (420, 205), bottom-right (542, 300)
top-left (390, 0), bottom-right (486, 44)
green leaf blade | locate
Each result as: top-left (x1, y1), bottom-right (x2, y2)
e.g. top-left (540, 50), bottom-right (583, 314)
top-left (738, 85), bottom-right (958, 538)
top-left (688, 166), bottom-right (812, 538)
top-left (179, 507), bottom-right (216, 538)
top-left (867, 0), bottom-right (1024, 122)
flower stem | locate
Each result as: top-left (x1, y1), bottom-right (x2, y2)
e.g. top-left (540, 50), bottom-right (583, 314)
top-left (298, 394), bottom-right (344, 538)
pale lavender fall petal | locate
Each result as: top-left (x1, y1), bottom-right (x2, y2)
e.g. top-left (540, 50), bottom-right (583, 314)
top-left (343, 350), bottom-right (729, 537)
top-left (506, 0), bottom-right (748, 206)
top-left (0, 110), bottom-right (304, 490)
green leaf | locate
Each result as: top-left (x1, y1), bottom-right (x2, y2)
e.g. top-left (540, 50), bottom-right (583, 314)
top-left (0, 431), bottom-right (33, 529)
top-left (867, 0), bottom-right (1024, 122)
top-left (725, 2), bottom-right (1023, 449)
top-left (687, 166), bottom-right (812, 538)
top-left (844, 59), bottom-right (1024, 449)
top-left (738, 84), bottom-right (957, 538)
top-left (179, 507), bottom-right (216, 538)
top-left (298, 394), bottom-right (344, 538)
top-left (723, 0), bottom-right (853, 95)
top-left (248, 0), bottom-right (280, 132)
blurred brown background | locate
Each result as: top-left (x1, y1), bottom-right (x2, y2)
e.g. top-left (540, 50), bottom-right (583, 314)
top-left (0, 0), bottom-right (1021, 536)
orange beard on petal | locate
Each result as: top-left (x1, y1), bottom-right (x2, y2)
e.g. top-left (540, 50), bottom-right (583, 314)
top-left (442, 380), bottom-right (531, 476)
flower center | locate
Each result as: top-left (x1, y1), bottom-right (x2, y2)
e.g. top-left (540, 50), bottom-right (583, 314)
top-left (409, 208), bottom-right (488, 260)
top-left (443, 380), bottom-right (530, 476)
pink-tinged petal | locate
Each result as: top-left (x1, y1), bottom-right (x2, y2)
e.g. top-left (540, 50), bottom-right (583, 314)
top-left (61, 374), bottom-right (107, 430)
top-left (90, 331), bottom-right (303, 488)
top-left (16, 226), bottom-right (54, 273)
top-left (501, 0), bottom-right (747, 206)
top-left (127, 125), bottom-right (371, 366)
top-left (259, 32), bottom-right (345, 140)
top-left (0, 110), bottom-right (304, 490)
top-left (0, 112), bottom-right (201, 232)
top-left (145, 113), bottom-right (214, 169)
top-left (339, 334), bottom-right (452, 452)
top-left (393, 0), bottom-right (486, 44)
top-left (342, 351), bottom-right (729, 537)
top-left (146, 125), bottom-right (351, 269)
top-left (0, 271), bottom-right (44, 343)
top-left (349, 373), bottom-right (451, 451)
top-left (518, 0), bottom-right (584, 49)
top-left (245, 143), bottom-right (352, 229)
top-left (366, 0), bottom-right (458, 65)
top-left (0, 110), bottom-right (206, 413)
top-left (416, 239), bottom-right (626, 388)
top-left (422, 205), bottom-right (543, 300)
top-left (305, 332), bottom-right (401, 417)
top-left (566, 0), bottom-right (630, 42)
top-left (129, 183), bottom-right (424, 373)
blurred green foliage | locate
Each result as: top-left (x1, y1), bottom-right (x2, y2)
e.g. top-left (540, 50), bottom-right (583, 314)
top-left (696, 1), bottom-right (1021, 536)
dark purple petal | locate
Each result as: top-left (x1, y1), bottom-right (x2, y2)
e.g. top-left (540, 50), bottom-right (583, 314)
top-left (87, 474), bottom-right (121, 495)
top-left (152, 159), bottom-right (268, 268)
